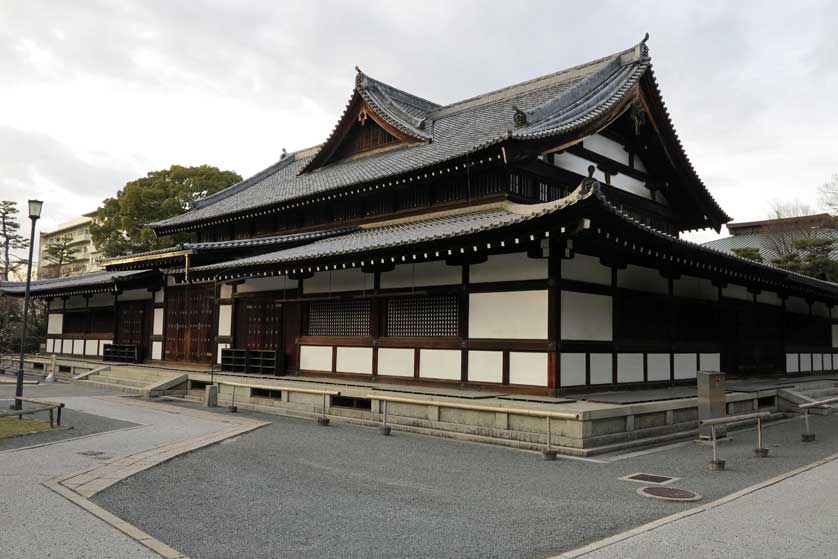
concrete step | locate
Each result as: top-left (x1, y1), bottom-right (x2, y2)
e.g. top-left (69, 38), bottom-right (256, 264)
top-left (87, 374), bottom-right (149, 388)
top-left (81, 378), bottom-right (144, 395)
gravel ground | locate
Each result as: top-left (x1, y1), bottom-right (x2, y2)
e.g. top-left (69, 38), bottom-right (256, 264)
top-left (93, 409), bottom-right (838, 559)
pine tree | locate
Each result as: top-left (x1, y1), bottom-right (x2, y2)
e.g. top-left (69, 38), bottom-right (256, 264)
top-left (0, 201), bottom-right (29, 281)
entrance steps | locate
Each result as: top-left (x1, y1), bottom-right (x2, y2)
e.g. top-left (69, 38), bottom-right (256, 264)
top-left (778, 380), bottom-right (838, 415)
top-left (74, 365), bottom-right (189, 397)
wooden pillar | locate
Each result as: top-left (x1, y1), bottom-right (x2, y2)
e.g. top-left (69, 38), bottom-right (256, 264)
top-left (371, 270), bottom-right (381, 377)
top-left (460, 263), bottom-right (469, 383)
top-left (547, 236), bottom-right (560, 391)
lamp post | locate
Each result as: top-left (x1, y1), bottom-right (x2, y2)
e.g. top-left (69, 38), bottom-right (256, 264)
top-left (13, 199), bottom-right (43, 411)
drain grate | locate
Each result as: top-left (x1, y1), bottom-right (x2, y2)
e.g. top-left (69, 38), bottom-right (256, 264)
top-left (638, 486), bottom-right (702, 502)
top-left (78, 450), bottom-right (105, 457)
top-left (620, 472), bottom-right (679, 485)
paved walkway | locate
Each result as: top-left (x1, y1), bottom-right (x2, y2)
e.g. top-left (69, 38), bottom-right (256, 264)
top-left (560, 453), bottom-right (838, 558)
top-left (0, 384), bottom-right (265, 559)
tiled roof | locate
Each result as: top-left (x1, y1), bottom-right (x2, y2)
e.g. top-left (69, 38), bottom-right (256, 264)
top-left (0, 269), bottom-right (156, 297)
top-left (703, 229), bottom-right (838, 262)
top-left (152, 37), bottom-right (726, 233)
top-left (187, 181), bottom-right (599, 275)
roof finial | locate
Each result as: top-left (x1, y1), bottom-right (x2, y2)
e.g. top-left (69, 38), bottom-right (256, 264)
top-left (280, 148), bottom-right (288, 160)
top-left (355, 65), bottom-right (362, 74)
top-left (641, 32), bottom-right (650, 45)
top-left (587, 165), bottom-right (596, 178)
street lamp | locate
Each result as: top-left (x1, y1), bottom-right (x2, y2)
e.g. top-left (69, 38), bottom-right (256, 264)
top-left (13, 199), bottom-right (43, 410)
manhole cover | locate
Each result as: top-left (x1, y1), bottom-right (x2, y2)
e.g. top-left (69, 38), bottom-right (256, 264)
top-left (638, 486), bottom-right (702, 502)
top-left (78, 450), bottom-right (105, 457)
top-left (621, 472), bottom-right (678, 485)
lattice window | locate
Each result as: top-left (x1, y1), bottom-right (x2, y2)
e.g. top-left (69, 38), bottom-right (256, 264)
top-left (307, 300), bottom-right (371, 336)
top-left (385, 295), bottom-right (460, 337)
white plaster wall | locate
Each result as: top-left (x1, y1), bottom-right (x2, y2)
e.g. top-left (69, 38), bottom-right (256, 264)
top-left (304, 268), bottom-right (371, 294)
top-left (300, 345), bottom-right (333, 372)
top-left (585, 134), bottom-right (630, 166)
top-left (787, 296), bottom-right (809, 315)
top-left (72, 339), bottom-right (84, 355)
top-left (119, 288), bottom-right (152, 301)
top-left (826, 354), bottom-right (834, 371)
top-left (757, 291), bottom-right (782, 307)
top-left (419, 349), bottom-right (461, 380)
top-left (552, 149), bottom-right (651, 200)
top-left (219, 284), bottom-right (233, 299)
top-left (618, 265), bottom-right (668, 295)
top-left (153, 308), bottom-right (164, 336)
top-left (674, 353), bottom-right (697, 380)
top-left (88, 293), bottom-right (113, 307)
top-left (468, 350), bottom-right (503, 383)
top-left (561, 253), bottom-right (611, 286)
top-left (151, 341), bottom-right (163, 360)
top-left (381, 260), bottom-right (461, 289)
top-left (84, 339), bottom-right (98, 356)
top-left (786, 353), bottom-right (799, 373)
top-left (561, 291), bottom-right (612, 341)
top-left (617, 353), bottom-right (643, 383)
top-left (560, 353), bottom-right (586, 386)
top-left (833, 325), bottom-right (838, 348)
top-left (99, 340), bottom-right (111, 357)
top-left (377, 348), bottom-right (414, 377)
top-left (154, 289), bottom-right (165, 304)
top-left (213, 342), bottom-right (227, 364)
top-left (589, 353), bottom-right (612, 384)
top-left (469, 290), bottom-right (548, 339)
top-left (647, 353), bottom-right (671, 381)
top-left (46, 338), bottom-right (54, 353)
top-left (673, 276), bottom-right (717, 301)
top-left (813, 302), bottom-right (830, 318)
top-left (336, 347), bottom-right (373, 374)
top-left (238, 276), bottom-right (290, 294)
top-left (722, 284), bottom-right (751, 301)
top-left (699, 353), bottom-right (721, 372)
top-left (509, 352), bottom-right (548, 386)
top-left (47, 314), bottom-right (63, 335)
top-left (800, 353), bottom-right (812, 372)
top-left (813, 353), bottom-right (823, 371)
top-left (65, 295), bottom-right (87, 309)
top-left (469, 252), bottom-right (547, 284)
top-left (217, 305), bottom-right (232, 337)
top-left (48, 299), bottom-right (64, 310)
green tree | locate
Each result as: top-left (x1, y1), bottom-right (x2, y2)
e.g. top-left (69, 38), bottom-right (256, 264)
top-left (732, 247), bottom-right (764, 263)
top-left (42, 235), bottom-right (77, 278)
top-left (90, 165), bottom-right (242, 257)
top-left (0, 201), bottom-right (29, 281)
top-left (772, 237), bottom-right (838, 281)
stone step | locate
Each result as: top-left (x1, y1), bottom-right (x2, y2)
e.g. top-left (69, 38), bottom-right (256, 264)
top-left (86, 374), bottom-right (150, 388)
top-left (81, 379), bottom-right (145, 395)
top-left (93, 370), bottom-right (174, 383)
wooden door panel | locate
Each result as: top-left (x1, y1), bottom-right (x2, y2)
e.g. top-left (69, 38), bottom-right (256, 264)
top-left (164, 285), bottom-right (214, 363)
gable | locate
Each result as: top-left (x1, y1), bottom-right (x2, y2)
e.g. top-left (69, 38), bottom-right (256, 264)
top-left (333, 110), bottom-right (401, 160)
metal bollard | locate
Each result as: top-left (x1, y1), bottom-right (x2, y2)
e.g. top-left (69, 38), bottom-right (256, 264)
top-left (317, 392), bottom-right (330, 426)
top-left (706, 425), bottom-right (726, 471)
top-left (802, 409), bottom-right (816, 442)
top-left (379, 400), bottom-right (391, 435)
top-left (754, 416), bottom-right (769, 457)
top-left (541, 416), bottom-right (557, 460)
top-left (228, 385), bottom-right (238, 413)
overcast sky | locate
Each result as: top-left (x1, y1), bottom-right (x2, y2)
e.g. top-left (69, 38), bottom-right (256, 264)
top-left (1, 0), bottom-right (836, 247)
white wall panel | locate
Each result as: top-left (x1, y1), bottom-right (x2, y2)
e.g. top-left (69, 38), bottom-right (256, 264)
top-left (561, 291), bottom-right (612, 341)
top-left (336, 347), bottom-right (373, 374)
top-left (786, 353), bottom-right (799, 373)
top-left (560, 353), bottom-right (586, 386)
top-left (589, 353), bottom-right (612, 384)
top-left (419, 349), bottom-right (461, 380)
top-left (99, 340), bottom-right (111, 356)
top-left (217, 305), bottom-right (232, 337)
top-left (381, 260), bottom-right (461, 289)
top-left (673, 276), bottom-right (717, 301)
top-left (617, 353), bottom-right (643, 383)
top-left (509, 352), bottom-right (548, 386)
top-left (304, 269), bottom-right (371, 294)
top-left (300, 345), bottom-right (333, 372)
top-left (154, 289), bottom-right (165, 303)
top-left (561, 253), bottom-right (611, 286)
top-left (46, 338), bottom-right (54, 353)
top-left (152, 341), bottom-right (164, 361)
top-left (618, 265), bottom-right (668, 294)
top-left (832, 325), bottom-right (838, 348)
top-left (787, 296), bottom-right (809, 315)
top-left (647, 353), bottom-right (670, 381)
top-left (469, 252), bottom-right (547, 284)
top-left (84, 340), bottom-right (98, 356)
top-left (219, 284), bottom-right (233, 299)
top-left (238, 276), bottom-right (291, 294)
top-left (153, 308), bottom-right (165, 336)
top-left (377, 348), bottom-right (414, 377)
top-left (800, 353), bottom-right (812, 372)
top-left (467, 351), bottom-right (503, 383)
top-left (757, 291), bottom-right (782, 307)
top-left (674, 353), bottom-right (697, 380)
top-left (72, 339), bottom-right (84, 355)
top-left (813, 353), bottom-right (823, 371)
top-left (47, 314), bottom-right (63, 335)
top-left (722, 284), bottom-right (751, 301)
top-left (699, 353), bottom-right (721, 372)
top-left (585, 134), bottom-right (630, 166)
top-left (469, 290), bottom-right (548, 339)
top-left (825, 353), bottom-right (833, 371)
